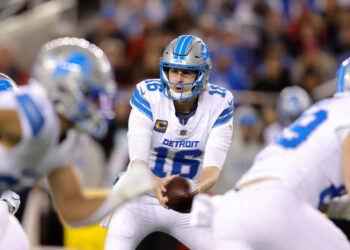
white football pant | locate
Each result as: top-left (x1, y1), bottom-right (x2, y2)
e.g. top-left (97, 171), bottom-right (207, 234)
top-left (210, 181), bottom-right (350, 250)
top-left (104, 174), bottom-right (213, 250)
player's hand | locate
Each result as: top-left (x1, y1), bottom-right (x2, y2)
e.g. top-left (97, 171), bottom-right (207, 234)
top-left (0, 190), bottom-right (21, 215)
top-left (153, 174), bottom-right (179, 209)
top-left (325, 194), bottom-right (350, 220)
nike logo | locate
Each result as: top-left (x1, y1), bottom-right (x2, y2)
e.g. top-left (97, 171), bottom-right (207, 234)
top-left (11, 196), bottom-right (19, 200)
top-left (228, 100), bottom-right (233, 106)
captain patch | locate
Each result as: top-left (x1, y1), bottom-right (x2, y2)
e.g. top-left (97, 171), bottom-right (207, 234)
top-left (154, 120), bottom-right (168, 133)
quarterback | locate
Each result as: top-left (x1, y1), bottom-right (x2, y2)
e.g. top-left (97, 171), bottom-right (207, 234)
top-left (192, 57), bottom-right (350, 250)
top-left (0, 38), bottom-right (153, 248)
top-left (104, 35), bottom-right (234, 249)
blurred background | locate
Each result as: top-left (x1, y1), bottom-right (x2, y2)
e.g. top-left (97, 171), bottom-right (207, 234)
top-left (1, 0), bottom-right (350, 249)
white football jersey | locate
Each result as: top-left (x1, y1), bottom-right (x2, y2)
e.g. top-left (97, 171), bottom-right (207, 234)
top-left (238, 96), bottom-right (350, 208)
top-left (130, 79), bottom-right (234, 181)
top-left (0, 85), bottom-right (80, 192)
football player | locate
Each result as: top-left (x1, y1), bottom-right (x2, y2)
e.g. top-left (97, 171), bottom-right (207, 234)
top-left (0, 38), bottom-right (153, 248)
top-left (191, 57), bottom-right (350, 249)
top-left (0, 73), bottom-right (29, 249)
top-left (104, 35), bottom-right (234, 250)
top-left (264, 85), bottom-right (312, 144)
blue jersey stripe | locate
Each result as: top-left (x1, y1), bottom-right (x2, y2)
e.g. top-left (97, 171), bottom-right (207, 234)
top-left (16, 94), bottom-right (45, 136)
top-left (213, 110), bottom-right (234, 127)
top-left (133, 88), bottom-right (151, 109)
top-left (218, 105), bottom-right (234, 119)
top-left (131, 96), bottom-right (153, 120)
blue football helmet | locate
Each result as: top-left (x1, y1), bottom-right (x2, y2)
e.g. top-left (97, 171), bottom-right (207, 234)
top-left (336, 57), bottom-right (350, 95)
top-left (0, 73), bottom-right (18, 92)
top-left (30, 37), bottom-right (117, 139)
top-left (277, 86), bottom-right (312, 127)
top-left (160, 35), bottom-right (212, 100)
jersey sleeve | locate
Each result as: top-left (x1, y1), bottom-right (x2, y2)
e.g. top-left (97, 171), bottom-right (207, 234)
top-left (212, 90), bottom-right (234, 128)
top-left (203, 88), bottom-right (234, 169)
top-left (127, 101), bottom-right (154, 163)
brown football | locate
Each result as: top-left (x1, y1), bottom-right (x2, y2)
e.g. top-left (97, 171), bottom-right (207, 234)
top-left (163, 176), bottom-right (199, 213)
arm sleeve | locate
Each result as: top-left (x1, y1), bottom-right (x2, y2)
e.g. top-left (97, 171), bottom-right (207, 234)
top-left (203, 119), bottom-right (233, 170)
top-left (127, 107), bottom-right (153, 163)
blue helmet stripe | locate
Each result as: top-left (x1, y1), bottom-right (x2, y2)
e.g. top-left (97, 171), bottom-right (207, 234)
top-left (0, 79), bottom-right (15, 91)
top-left (179, 35), bottom-right (194, 57)
top-left (174, 36), bottom-right (187, 55)
top-left (336, 59), bottom-right (350, 93)
top-left (180, 35), bottom-right (194, 60)
top-left (336, 65), bottom-right (347, 93)
top-left (173, 36), bottom-right (186, 60)
top-left (173, 35), bottom-right (194, 60)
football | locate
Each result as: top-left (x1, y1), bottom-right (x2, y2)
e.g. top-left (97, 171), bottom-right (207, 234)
top-left (163, 176), bottom-right (199, 213)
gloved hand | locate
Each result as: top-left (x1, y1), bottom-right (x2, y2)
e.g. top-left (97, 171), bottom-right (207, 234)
top-left (325, 194), bottom-right (350, 220)
top-left (0, 190), bottom-right (21, 215)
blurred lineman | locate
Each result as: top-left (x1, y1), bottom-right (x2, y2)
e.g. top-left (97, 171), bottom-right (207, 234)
top-left (263, 86), bottom-right (312, 144)
top-left (192, 57), bottom-right (350, 250)
top-left (0, 38), bottom-right (153, 248)
top-left (104, 35), bottom-right (234, 250)
top-left (0, 73), bottom-right (29, 249)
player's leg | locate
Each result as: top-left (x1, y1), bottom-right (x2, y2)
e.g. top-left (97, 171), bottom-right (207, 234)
top-left (104, 175), bottom-right (155, 250)
top-left (215, 239), bottom-right (254, 250)
top-left (168, 210), bottom-right (214, 250)
top-left (0, 202), bottom-right (10, 240)
top-left (212, 181), bottom-right (350, 250)
top-left (0, 214), bottom-right (30, 250)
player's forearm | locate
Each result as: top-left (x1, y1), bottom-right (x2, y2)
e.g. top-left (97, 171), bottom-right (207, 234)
top-left (56, 195), bottom-right (105, 223)
top-left (196, 166), bottom-right (220, 193)
top-left (342, 134), bottom-right (350, 194)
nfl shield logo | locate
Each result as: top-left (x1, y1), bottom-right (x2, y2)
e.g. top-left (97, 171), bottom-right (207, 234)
top-left (180, 130), bottom-right (187, 136)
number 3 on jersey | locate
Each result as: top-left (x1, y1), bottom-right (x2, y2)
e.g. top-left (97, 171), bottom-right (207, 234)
top-left (276, 110), bottom-right (327, 148)
top-left (153, 147), bottom-right (202, 179)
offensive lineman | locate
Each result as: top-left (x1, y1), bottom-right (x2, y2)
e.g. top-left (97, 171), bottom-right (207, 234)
top-left (104, 35), bottom-right (234, 249)
top-left (0, 73), bottom-right (29, 249)
top-left (0, 38), bottom-right (153, 248)
top-left (192, 57), bottom-right (350, 250)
